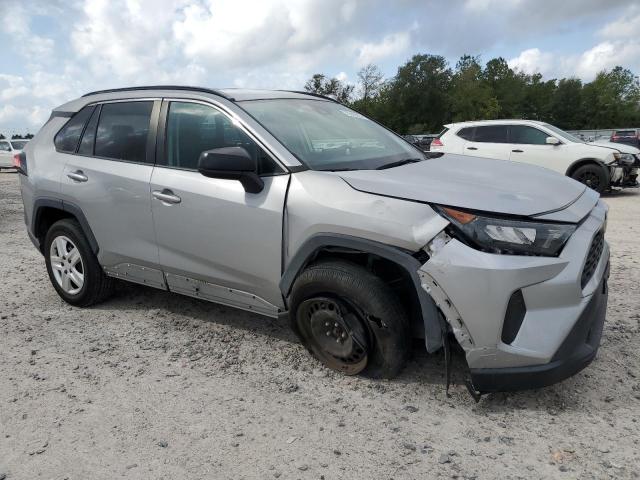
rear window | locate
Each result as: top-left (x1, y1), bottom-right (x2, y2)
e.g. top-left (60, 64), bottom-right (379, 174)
top-left (615, 130), bottom-right (636, 136)
top-left (473, 125), bottom-right (509, 143)
top-left (54, 106), bottom-right (95, 153)
top-left (10, 140), bottom-right (27, 150)
top-left (94, 101), bottom-right (153, 163)
top-left (437, 127), bottom-right (449, 138)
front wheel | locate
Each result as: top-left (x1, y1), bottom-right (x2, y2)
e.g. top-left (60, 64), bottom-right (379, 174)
top-left (571, 164), bottom-right (607, 193)
top-left (289, 260), bottom-right (410, 379)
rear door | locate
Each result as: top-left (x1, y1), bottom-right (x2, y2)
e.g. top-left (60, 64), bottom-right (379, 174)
top-left (150, 99), bottom-right (289, 314)
top-left (507, 125), bottom-right (568, 174)
top-left (60, 100), bottom-right (164, 288)
top-left (462, 125), bottom-right (512, 159)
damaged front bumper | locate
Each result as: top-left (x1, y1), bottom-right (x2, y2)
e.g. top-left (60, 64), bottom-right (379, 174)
top-left (418, 201), bottom-right (610, 392)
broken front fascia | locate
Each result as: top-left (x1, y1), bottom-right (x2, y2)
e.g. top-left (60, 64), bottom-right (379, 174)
top-left (419, 231), bottom-right (475, 353)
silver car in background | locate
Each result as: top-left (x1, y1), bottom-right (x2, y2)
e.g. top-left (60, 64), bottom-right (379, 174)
top-left (16, 86), bottom-right (609, 395)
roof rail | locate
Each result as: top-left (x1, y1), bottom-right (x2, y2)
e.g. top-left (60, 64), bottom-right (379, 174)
top-left (82, 85), bottom-right (235, 101)
top-left (278, 90), bottom-right (338, 102)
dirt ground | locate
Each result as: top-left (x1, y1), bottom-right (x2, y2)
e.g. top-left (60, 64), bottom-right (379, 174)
top-left (0, 171), bottom-right (638, 480)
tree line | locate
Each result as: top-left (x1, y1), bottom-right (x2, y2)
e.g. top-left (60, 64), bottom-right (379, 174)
top-left (304, 54), bottom-right (640, 134)
top-left (0, 133), bottom-right (34, 140)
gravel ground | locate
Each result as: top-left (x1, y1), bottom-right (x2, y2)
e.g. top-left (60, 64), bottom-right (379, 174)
top-left (0, 171), bottom-right (639, 479)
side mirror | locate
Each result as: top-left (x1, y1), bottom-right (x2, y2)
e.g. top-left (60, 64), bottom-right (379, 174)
top-left (546, 136), bottom-right (561, 146)
top-left (197, 146), bottom-right (264, 194)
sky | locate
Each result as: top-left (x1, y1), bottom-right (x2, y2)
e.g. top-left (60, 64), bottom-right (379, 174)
top-left (1, 0), bottom-right (639, 133)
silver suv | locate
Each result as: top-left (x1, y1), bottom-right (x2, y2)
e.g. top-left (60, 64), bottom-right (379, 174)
top-left (17, 86), bottom-right (610, 394)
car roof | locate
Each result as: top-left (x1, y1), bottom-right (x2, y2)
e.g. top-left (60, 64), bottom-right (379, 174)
top-left (444, 119), bottom-right (548, 129)
top-left (54, 86), bottom-right (334, 115)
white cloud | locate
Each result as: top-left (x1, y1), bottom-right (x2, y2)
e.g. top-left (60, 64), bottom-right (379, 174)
top-left (507, 48), bottom-right (554, 76)
top-left (357, 32), bottom-right (411, 67)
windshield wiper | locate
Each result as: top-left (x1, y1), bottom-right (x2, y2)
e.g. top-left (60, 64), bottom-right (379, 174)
top-left (375, 158), bottom-right (423, 170)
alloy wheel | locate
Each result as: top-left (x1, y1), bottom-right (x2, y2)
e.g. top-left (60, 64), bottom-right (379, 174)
top-left (49, 235), bottom-right (84, 295)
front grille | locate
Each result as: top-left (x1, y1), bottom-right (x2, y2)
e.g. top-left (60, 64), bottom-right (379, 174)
top-left (581, 230), bottom-right (604, 289)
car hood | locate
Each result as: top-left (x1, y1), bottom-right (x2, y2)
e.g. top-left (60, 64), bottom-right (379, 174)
top-left (338, 154), bottom-right (591, 220)
top-left (591, 141), bottom-right (639, 154)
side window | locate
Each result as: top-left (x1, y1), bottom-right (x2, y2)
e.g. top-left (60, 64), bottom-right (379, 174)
top-left (164, 101), bottom-right (282, 175)
top-left (457, 127), bottom-right (474, 141)
top-left (78, 105), bottom-right (101, 156)
top-left (510, 125), bottom-right (549, 145)
top-left (95, 101), bottom-right (153, 163)
top-left (54, 106), bottom-right (95, 153)
top-left (0, 141), bottom-right (10, 152)
top-left (473, 125), bottom-right (508, 143)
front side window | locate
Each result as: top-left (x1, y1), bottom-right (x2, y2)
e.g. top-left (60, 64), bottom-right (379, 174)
top-left (240, 99), bottom-right (422, 171)
top-left (0, 141), bottom-right (10, 152)
top-left (54, 106), bottom-right (95, 153)
top-left (509, 126), bottom-right (549, 145)
top-left (473, 125), bottom-right (508, 143)
top-left (164, 101), bottom-right (281, 174)
top-left (95, 101), bottom-right (153, 163)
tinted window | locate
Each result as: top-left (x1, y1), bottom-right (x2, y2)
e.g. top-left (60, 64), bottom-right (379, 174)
top-left (54, 106), bottom-right (95, 153)
top-left (510, 125), bottom-right (549, 145)
top-left (473, 125), bottom-right (508, 143)
top-left (615, 130), bottom-right (635, 136)
top-left (457, 127), bottom-right (474, 140)
top-left (95, 101), bottom-right (153, 163)
top-left (0, 142), bottom-right (10, 152)
top-left (165, 101), bottom-right (281, 174)
top-left (78, 106), bottom-right (100, 156)
top-left (10, 141), bottom-right (27, 150)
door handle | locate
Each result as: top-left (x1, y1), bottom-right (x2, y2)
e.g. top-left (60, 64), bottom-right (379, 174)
top-left (152, 189), bottom-right (181, 204)
top-left (512, 149), bottom-right (524, 153)
top-left (67, 170), bottom-right (88, 182)
top-left (466, 146), bottom-right (478, 151)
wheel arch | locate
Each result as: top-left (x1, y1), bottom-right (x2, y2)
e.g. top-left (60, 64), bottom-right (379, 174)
top-left (32, 198), bottom-right (99, 255)
top-left (280, 234), bottom-right (444, 353)
top-left (565, 158), bottom-right (610, 184)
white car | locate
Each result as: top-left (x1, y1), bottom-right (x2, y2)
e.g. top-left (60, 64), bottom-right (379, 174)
top-left (430, 120), bottom-right (635, 193)
top-left (0, 139), bottom-right (29, 169)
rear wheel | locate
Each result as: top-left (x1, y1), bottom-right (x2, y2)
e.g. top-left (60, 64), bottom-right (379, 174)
top-left (572, 164), bottom-right (607, 193)
top-left (44, 219), bottom-right (114, 307)
top-left (290, 260), bottom-right (410, 379)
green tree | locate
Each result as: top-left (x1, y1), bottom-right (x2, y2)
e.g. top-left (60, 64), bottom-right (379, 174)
top-left (383, 54), bottom-right (452, 133)
top-left (304, 73), bottom-right (354, 104)
top-left (520, 73), bottom-right (556, 121)
top-left (0, 133), bottom-right (5, 139)
top-left (582, 67), bottom-right (640, 128)
top-left (483, 57), bottom-right (526, 118)
top-left (353, 63), bottom-right (384, 115)
top-left (449, 55), bottom-right (499, 122)
top-left (550, 78), bottom-right (583, 129)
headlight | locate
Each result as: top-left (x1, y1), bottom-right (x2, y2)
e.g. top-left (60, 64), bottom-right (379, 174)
top-left (436, 206), bottom-right (576, 257)
top-left (613, 152), bottom-right (635, 165)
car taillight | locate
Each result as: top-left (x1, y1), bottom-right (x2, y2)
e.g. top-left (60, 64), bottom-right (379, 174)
top-left (612, 136), bottom-right (619, 140)
top-left (431, 138), bottom-right (443, 147)
top-left (13, 152), bottom-right (27, 175)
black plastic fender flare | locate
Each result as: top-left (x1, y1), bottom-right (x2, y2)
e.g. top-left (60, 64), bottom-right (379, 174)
top-left (280, 233), bottom-right (443, 353)
top-left (32, 197), bottom-right (99, 254)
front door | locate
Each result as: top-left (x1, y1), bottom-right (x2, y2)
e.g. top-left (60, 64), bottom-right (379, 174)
top-left (508, 125), bottom-right (568, 174)
top-left (150, 100), bottom-right (289, 315)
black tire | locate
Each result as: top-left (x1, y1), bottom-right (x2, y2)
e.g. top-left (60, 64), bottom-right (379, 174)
top-left (571, 164), bottom-right (607, 193)
top-left (44, 218), bottom-right (114, 307)
top-left (289, 260), bottom-right (410, 379)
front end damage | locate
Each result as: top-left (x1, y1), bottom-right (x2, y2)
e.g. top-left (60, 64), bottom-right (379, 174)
top-left (417, 201), bottom-right (610, 395)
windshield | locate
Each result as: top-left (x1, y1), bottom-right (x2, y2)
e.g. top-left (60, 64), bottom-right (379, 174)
top-left (541, 124), bottom-right (583, 143)
top-left (239, 99), bottom-right (422, 170)
top-left (10, 140), bottom-right (27, 150)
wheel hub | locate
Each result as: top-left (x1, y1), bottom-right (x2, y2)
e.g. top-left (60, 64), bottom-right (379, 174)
top-left (298, 297), bottom-right (369, 374)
